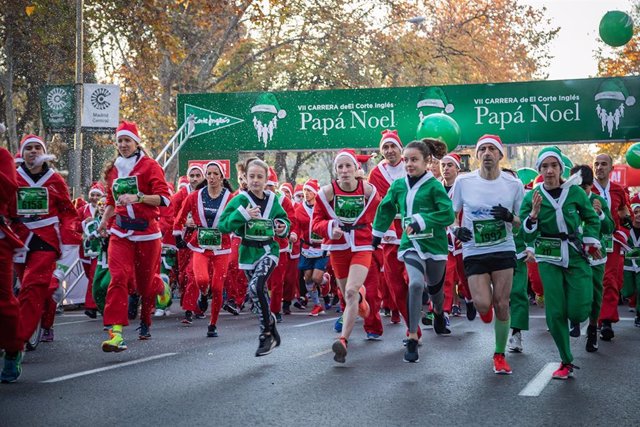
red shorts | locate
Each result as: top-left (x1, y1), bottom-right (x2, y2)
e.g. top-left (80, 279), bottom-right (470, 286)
top-left (329, 250), bottom-right (372, 280)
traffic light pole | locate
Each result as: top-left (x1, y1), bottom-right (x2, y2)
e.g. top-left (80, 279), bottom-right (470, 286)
top-left (70, 0), bottom-right (83, 198)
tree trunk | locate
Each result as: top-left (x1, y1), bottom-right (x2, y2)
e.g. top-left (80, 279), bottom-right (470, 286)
top-left (2, 28), bottom-right (18, 153)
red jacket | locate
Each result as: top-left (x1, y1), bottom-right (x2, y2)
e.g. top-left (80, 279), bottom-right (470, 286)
top-left (368, 160), bottom-right (403, 244)
top-left (105, 153), bottom-right (171, 241)
top-left (0, 148), bottom-right (22, 249)
top-left (275, 192), bottom-right (296, 253)
top-left (592, 180), bottom-right (632, 248)
top-left (173, 187), bottom-right (232, 255)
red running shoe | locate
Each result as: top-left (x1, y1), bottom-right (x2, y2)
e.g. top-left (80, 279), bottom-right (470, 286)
top-left (309, 304), bottom-right (325, 317)
top-left (493, 353), bottom-right (512, 375)
top-left (552, 362), bottom-right (578, 380)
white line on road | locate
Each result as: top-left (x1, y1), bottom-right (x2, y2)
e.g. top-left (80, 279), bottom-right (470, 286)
top-left (529, 315), bottom-right (635, 320)
top-left (308, 349), bottom-right (333, 359)
top-left (41, 353), bottom-right (177, 384)
top-left (55, 320), bottom-right (97, 326)
top-left (293, 318), bottom-right (338, 328)
top-left (518, 362), bottom-right (557, 397)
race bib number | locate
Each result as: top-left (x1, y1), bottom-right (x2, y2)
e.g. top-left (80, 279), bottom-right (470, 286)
top-left (534, 237), bottom-right (562, 262)
top-left (112, 176), bottom-right (139, 200)
top-left (17, 187), bottom-right (49, 215)
top-left (472, 219), bottom-right (507, 247)
top-left (402, 216), bottom-right (433, 240)
top-left (334, 195), bottom-right (365, 223)
top-left (310, 231), bottom-right (323, 244)
top-left (197, 227), bottom-right (222, 250)
top-left (245, 218), bottom-right (274, 241)
top-left (602, 234), bottom-right (613, 254)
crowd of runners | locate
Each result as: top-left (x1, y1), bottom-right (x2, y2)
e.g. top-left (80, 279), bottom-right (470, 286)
top-left (1, 121), bottom-right (638, 383)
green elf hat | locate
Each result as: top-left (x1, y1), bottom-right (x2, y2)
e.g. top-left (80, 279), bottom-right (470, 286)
top-left (417, 87), bottom-right (454, 114)
top-left (594, 78), bottom-right (636, 107)
top-left (251, 92), bottom-right (287, 119)
top-left (535, 146), bottom-right (565, 172)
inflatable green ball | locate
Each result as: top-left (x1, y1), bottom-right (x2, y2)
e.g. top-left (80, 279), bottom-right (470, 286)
top-left (156, 281), bottom-right (172, 309)
top-left (600, 11), bottom-right (634, 47)
top-left (517, 168), bottom-right (538, 186)
top-left (416, 113), bottom-right (461, 153)
top-left (626, 142), bottom-right (640, 169)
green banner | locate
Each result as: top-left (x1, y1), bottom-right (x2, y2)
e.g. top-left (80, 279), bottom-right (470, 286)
top-left (40, 85), bottom-right (75, 132)
top-left (177, 77), bottom-right (640, 155)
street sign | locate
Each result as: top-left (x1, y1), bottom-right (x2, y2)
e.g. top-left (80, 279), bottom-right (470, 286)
top-left (82, 84), bottom-right (120, 131)
top-left (40, 85), bottom-right (75, 132)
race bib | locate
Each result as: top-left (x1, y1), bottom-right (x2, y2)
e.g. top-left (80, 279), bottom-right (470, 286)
top-left (334, 195), bottom-right (365, 223)
top-left (17, 187), bottom-right (49, 215)
top-left (602, 234), bottom-right (613, 254)
top-left (245, 218), bottom-right (274, 241)
top-left (534, 237), bottom-right (562, 262)
top-left (112, 176), bottom-right (139, 200)
top-left (402, 216), bottom-right (433, 240)
top-left (197, 227), bottom-right (222, 250)
top-left (472, 219), bottom-right (507, 247)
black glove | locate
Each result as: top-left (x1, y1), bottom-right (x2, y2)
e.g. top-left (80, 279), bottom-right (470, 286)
top-left (407, 221), bottom-right (421, 233)
top-left (100, 237), bottom-right (109, 252)
top-left (490, 204), bottom-right (514, 223)
top-left (621, 215), bottom-right (633, 229)
top-left (176, 235), bottom-right (188, 249)
top-left (372, 236), bottom-right (382, 250)
top-left (453, 226), bottom-right (472, 242)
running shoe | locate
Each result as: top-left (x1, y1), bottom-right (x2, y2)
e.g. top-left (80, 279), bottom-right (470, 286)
top-left (635, 316), bottom-right (640, 327)
top-left (492, 353), bottom-right (512, 375)
top-left (0, 352), bottom-right (23, 383)
top-left (40, 328), bottom-right (54, 343)
top-left (84, 309), bottom-right (98, 319)
top-left (282, 301), bottom-right (292, 315)
top-left (402, 337), bottom-right (423, 347)
top-left (451, 305), bottom-right (462, 317)
top-left (508, 331), bottom-right (523, 353)
top-left (433, 312), bottom-right (451, 335)
top-left (334, 315), bottom-right (343, 333)
top-left (357, 287), bottom-right (370, 318)
top-left (332, 337), bottom-right (348, 363)
top-left (404, 339), bottom-right (419, 363)
top-left (128, 294), bottom-right (140, 320)
top-left (198, 294), bottom-right (209, 313)
top-left (309, 304), bottom-right (325, 317)
top-left (293, 299), bottom-right (304, 310)
top-left (552, 362), bottom-right (578, 380)
top-left (366, 333), bottom-right (381, 341)
top-left (137, 322), bottom-right (151, 340)
top-left (194, 311), bottom-right (206, 320)
top-left (585, 325), bottom-right (598, 353)
top-left (223, 300), bottom-right (240, 316)
top-left (255, 333), bottom-right (276, 357)
top-left (569, 322), bottom-right (581, 338)
top-left (153, 308), bottom-right (166, 317)
top-left (182, 310), bottom-right (194, 325)
top-left (479, 307), bottom-right (493, 324)
top-left (421, 311), bottom-right (434, 327)
top-left (102, 330), bottom-right (127, 352)
top-left (390, 310), bottom-right (401, 324)
top-left (275, 312), bottom-right (283, 323)
top-left (600, 321), bottom-right (614, 341)
top-left (207, 325), bottom-right (218, 338)
top-left (465, 300), bottom-right (477, 321)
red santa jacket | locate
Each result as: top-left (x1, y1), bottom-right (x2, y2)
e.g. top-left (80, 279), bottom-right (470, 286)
top-left (294, 200), bottom-right (326, 258)
top-left (592, 180), bottom-right (632, 249)
top-left (0, 148), bottom-right (22, 249)
top-left (312, 179), bottom-right (380, 252)
top-left (367, 160), bottom-right (404, 244)
top-left (275, 192), bottom-right (296, 254)
top-left (173, 187), bottom-right (232, 255)
top-left (105, 153), bottom-right (171, 241)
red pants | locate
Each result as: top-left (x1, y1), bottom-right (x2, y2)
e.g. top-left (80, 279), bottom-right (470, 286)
top-left (600, 248), bottom-right (624, 323)
top-left (363, 249), bottom-right (384, 336)
top-left (41, 276), bottom-right (60, 329)
top-left (383, 244), bottom-right (410, 327)
top-left (283, 254), bottom-right (300, 302)
top-left (14, 250), bottom-right (58, 346)
top-left (443, 252), bottom-right (458, 313)
top-left (103, 237), bottom-right (162, 327)
top-left (224, 237), bottom-right (247, 306)
top-left (187, 251), bottom-right (229, 325)
top-left (268, 252), bottom-right (288, 314)
top-left (177, 247), bottom-right (194, 298)
top-left (380, 245), bottom-right (401, 312)
top-left (453, 252), bottom-right (471, 300)
top-left (82, 258), bottom-right (98, 309)
top-left (0, 239), bottom-right (21, 353)
top-left (527, 261), bottom-right (544, 297)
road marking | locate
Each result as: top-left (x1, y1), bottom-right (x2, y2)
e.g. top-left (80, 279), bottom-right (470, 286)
top-left (529, 315), bottom-right (635, 321)
top-left (293, 318), bottom-right (338, 328)
top-left (308, 349), bottom-right (333, 359)
top-left (518, 362), bottom-right (557, 397)
top-left (55, 320), bottom-right (97, 326)
top-left (41, 353), bottom-right (177, 384)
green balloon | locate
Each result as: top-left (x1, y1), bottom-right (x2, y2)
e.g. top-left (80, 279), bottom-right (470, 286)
top-left (561, 154), bottom-right (573, 179)
top-left (599, 11), bottom-right (634, 47)
top-left (626, 142), bottom-right (640, 169)
top-left (517, 168), bottom-right (538, 186)
top-left (416, 113), bottom-right (461, 153)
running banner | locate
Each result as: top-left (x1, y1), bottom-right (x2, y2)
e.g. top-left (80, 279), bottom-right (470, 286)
top-left (177, 76), bottom-right (640, 153)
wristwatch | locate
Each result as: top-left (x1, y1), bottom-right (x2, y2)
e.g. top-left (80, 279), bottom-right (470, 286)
top-left (136, 192), bottom-right (145, 203)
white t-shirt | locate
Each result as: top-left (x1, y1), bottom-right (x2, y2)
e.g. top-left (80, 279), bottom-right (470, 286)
top-left (451, 170), bottom-right (524, 258)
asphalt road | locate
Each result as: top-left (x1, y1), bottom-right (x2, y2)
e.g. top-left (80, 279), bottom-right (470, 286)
top-left (0, 304), bottom-right (637, 427)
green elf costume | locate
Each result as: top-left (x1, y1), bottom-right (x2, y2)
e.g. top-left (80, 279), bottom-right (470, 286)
top-left (622, 203), bottom-right (640, 328)
top-left (519, 146), bottom-right (600, 379)
top-left (508, 226), bottom-right (533, 352)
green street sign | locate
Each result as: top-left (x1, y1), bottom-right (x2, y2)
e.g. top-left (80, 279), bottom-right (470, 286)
top-left (40, 85), bottom-right (75, 132)
top-left (177, 76), bottom-right (640, 154)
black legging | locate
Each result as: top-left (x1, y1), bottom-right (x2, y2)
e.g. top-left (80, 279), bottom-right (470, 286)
top-left (244, 256), bottom-right (277, 331)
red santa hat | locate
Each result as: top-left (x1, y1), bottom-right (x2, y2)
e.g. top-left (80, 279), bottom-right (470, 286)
top-left (116, 121), bottom-right (141, 144)
top-left (533, 174), bottom-right (544, 188)
top-left (279, 183), bottom-right (293, 197)
top-left (630, 193), bottom-right (640, 205)
top-left (204, 161), bottom-right (225, 177)
top-left (475, 134), bottom-right (505, 158)
top-left (187, 163), bottom-right (204, 176)
top-left (379, 129), bottom-right (403, 152)
top-left (178, 175), bottom-right (189, 190)
top-left (441, 153), bottom-right (461, 169)
top-left (14, 151), bottom-right (23, 164)
top-left (20, 134), bottom-right (47, 156)
top-left (293, 184), bottom-right (303, 197)
top-left (334, 149), bottom-right (371, 171)
top-left (88, 182), bottom-right (106, 196)
top-left (267, 167), bottom-right (278, 187)
top-left (303, 179), bottom-right (320, 194)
